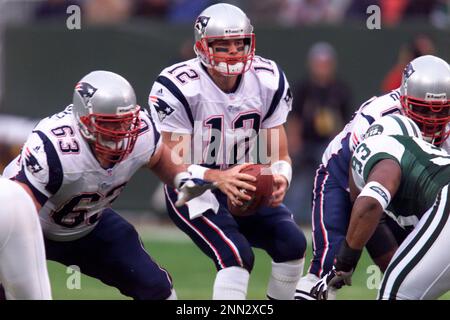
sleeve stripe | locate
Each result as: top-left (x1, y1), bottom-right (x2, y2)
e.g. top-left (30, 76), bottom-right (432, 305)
top-left (361, 112), bottom-right (375, 125)
top-left (263, 63), bottom-right (285, 122)
top-left (390, 115), bottom-right (409, 136)
top-left (363, 152), bottom-right (399, 182)
top-left (14, 167), bottom-right (49, 206)
top-left (35, 130), bottom-right (63, 195)
top-left (155, 75), bottom-right (194, 127)
top-left (147, 115), bottom-right (161, 157)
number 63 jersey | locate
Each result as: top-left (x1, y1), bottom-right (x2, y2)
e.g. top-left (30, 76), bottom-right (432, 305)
top-left (148, 56), bottom-right (292, 168)
top-left (351, 135), bottom-right (450, 227)
top-left (4, 106), bottom-right (159, 241)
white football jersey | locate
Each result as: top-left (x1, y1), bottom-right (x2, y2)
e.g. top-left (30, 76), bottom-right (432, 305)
top-left (4, 106), bottom-right (160, 241)
top-left (321, 89), bottom-right (404, 189)
top-left (148, 56), bottom-right (292, 168)
top-left (321, 88), bottom-right (450, 189)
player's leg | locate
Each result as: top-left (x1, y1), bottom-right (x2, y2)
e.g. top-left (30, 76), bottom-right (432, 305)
top-left (378, 185), bottom-right (450, 300)
top-left (165, 185), bottom-right (253, 299)
top-left (0, 179), bottom-right (51, 300)
top-left (45, 209), bottom-right (175, 300)
top-left (237, 202), bottom-right (306, 300)
top-left (295, 165), bottom-right (352, 300)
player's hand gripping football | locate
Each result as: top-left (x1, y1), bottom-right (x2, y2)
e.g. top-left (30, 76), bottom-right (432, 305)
top-left (310, 266), bottom-right (354, 300)
top-left (175, 175), bottom-right (217, 207)
top-left (270, 174), bottom-right (288, 207)
top-left (207, 163), bottom-right (256, 207)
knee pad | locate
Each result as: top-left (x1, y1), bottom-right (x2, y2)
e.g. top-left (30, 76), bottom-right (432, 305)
top-left (267, 258), bottom-right (304, 300)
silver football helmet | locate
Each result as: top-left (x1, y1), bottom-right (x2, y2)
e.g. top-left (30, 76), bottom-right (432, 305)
top-left (193, 3), bottom-right (255, 75)
top-left (400, 55), bottom-right (450, 146)
top-left (72, 70), bottom-right (141, 163)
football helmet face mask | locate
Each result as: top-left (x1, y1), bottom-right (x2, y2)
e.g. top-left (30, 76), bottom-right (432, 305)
top-left (72, 71), bottom-right (141, 163)
top-left (400, 55), bottom-right (450, 146)
top-left (194, 3), bottom-right (255, 76)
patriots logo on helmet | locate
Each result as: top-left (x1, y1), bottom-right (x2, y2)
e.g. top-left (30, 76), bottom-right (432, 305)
top-left (75, 82), bottom-right (98, 107)
top-left (195, 16), bottom-right (210, 35)
top-left (149, 96), bottom-right (174, 122)
top-left (24, 147), bottom-right (43, 174)
top-left (403, 63), bottom-right (415, 79)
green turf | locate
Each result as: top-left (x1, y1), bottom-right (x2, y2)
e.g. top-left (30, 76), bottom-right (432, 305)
top-left (47, 234), bottom-right (450, 300)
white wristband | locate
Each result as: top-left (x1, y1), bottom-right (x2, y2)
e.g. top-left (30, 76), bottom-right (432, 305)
top-left (270, 160), bottom-right (292, 188)
top-left (357, 181), bottom-right (391, 210)
top-left (174, 171), bottom-right (191, 189)
top-left (188, 164), bottom-right (208, 180)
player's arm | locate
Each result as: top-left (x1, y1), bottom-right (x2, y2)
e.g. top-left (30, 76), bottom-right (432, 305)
top-left (14, 181), bottom-right (42, 211)
top-left (147, 134), bottom-right (216, 207)
top-left (266, 124), bottom-right (292, 207)
top-left (259, 67), bottom-right (293, 207)
top-left (160, 131), bottom-right (255, 207)
top-left (146, 141), bottom-right (187, 185)
top-left (346, 159), bottom-right (401, 250)
top-left (11, 132), bottom-right (64, 213)
top-left (311, 159), bottom-right (401, 300)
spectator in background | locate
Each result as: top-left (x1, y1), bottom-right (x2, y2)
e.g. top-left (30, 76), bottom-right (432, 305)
top-left (166, 0), bottom-right (215, 24)
top-left (431, 0), bottom-right (450, 29)
top-left (84, 0), bottom-right (133, 25)
top-left (381, 34), bottom-right (435, 93)
top-left (403, 0), bottom-right (441, 21)
top-left (244, 0), bottom-right (284, 24)
top-left (346, 0), bottom-right (379, 20)
top-left (134, 0), bottom-right (169, 19)
top-left (34, 0), bottom-right (80, 20)
top-left (278, 0), bottom-right (351, 26)
top-left (347, 0), bottom-right (442, 26)
top-left (285, 42), bottom-right (351, 222)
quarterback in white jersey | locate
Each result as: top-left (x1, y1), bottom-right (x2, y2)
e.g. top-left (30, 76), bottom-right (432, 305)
top-left (295, 55), bottom-right (450, 300)
top-left (149, 3), bottom-right (306, 300)
top-left (0, 178), bottom-right (51, 299)
top-left (3, 71), bottom-right (212, 300)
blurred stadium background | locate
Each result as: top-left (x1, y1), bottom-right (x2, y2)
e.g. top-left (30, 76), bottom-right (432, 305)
top-left (0, 0), bottom-right (449, 299)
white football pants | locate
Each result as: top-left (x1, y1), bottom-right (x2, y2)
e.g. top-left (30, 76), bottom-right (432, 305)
top-left (378, 184), bottom-right (450, 300)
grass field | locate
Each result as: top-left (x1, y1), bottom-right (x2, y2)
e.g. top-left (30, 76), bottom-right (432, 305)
top-left (47, 224), bottom-right (450, 300)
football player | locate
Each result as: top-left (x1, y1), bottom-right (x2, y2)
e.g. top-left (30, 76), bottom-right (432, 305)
top-left (295, 55), bottom-right (450, 300)
top-left (148, 3), bottom-right (306, 299)
top-left (311, 115), bottom-right (450, 300)
top-left (3, 70), bottom-right (212, 300)
top-left (0, 177), bottom-right (51, 299)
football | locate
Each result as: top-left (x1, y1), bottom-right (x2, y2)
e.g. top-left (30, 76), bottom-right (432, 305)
top-left (227, 164), bottom-right (274, 217)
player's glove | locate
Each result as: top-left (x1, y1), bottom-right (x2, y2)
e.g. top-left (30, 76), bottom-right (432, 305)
top-left (310, 266), bottom-right (353, 300)
top-left (174, 172), bottom-right (217, 207)
top-left (310, 239), bottom-right (362, 300)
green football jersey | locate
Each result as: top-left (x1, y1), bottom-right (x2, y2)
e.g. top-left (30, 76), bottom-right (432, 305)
top-left (351, 135), bottom-right (450, 226)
